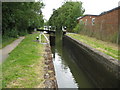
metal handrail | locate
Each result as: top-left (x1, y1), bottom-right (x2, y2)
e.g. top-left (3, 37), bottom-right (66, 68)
top-left (39, 32), bottom-right (49, 44)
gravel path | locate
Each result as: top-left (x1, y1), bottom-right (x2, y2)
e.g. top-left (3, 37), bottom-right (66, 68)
top-left (0, 37), bottom-right (25, 63)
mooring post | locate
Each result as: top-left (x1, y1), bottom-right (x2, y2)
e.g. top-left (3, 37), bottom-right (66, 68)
top-left (36, 36), bottom-right (39, 42)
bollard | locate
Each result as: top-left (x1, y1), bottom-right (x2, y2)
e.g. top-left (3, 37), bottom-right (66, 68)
top-left (36, 36), bottom-right (39, 41)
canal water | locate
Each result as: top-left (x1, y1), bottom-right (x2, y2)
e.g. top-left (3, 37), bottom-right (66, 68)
top-left (50, 31), bottom-right (95, 88)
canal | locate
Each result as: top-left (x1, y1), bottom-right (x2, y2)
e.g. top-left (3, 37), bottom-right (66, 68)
top-left (50, 31), bottom-right (96, 88)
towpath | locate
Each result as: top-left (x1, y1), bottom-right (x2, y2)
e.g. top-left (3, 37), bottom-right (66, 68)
top-left (0, 37), bottom-right (25, 63)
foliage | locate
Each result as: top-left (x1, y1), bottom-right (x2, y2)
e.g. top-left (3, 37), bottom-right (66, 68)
top-left (2, 2), bottom-right (44, 38)
top-left (48, 1), bottom-right (85, 31)
top-left (73, 21), bottom-right (84, 33)
top-left (2, 33), bottom-right (46, 88)
top-left (73, 22), bottom-right (118, 43)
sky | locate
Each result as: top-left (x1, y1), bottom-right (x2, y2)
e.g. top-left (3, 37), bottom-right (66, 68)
top-left (42, 0), bottom-right (120, 21)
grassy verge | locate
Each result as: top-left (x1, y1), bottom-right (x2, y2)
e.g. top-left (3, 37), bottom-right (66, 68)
top-left (2, 32), bottom-right (47, 88)
top-left (67, 33), bottom-right (119, 60)
top-left (1, 37), bottom-right (18, 49)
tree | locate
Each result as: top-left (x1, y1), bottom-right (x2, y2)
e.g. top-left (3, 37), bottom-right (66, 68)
top-left (2, 2), bottom-right (44, 38)
top-left (48, 1), bottom-right (85, 31)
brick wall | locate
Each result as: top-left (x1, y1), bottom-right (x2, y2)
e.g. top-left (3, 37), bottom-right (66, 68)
top-left (78, 7), bottom-right (119, 43)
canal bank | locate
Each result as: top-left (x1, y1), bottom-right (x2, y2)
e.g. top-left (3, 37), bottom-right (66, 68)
top-left (49, 32), bottom-right (120, 88)
top-left (64, 35), bottom-right (120, 88)
top-left (44, 43), bottom-right (58, 88)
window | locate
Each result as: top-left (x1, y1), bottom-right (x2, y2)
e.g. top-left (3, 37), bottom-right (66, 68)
top-left (92, 18), bottom-right (95, 25)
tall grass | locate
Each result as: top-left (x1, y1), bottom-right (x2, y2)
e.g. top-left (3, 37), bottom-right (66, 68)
top-left (73, 23), bottom-right (118, 44)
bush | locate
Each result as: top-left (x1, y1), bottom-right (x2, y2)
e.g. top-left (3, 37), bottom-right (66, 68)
top-left (73, 22), bottom-right (84, 33)
top-left (18, 29), bottom-right (28, 36)
top-left (109, 32), bottom-right (118, 44)
top-left (9, 29), bottom-right (18, 38)
top-left (3, 28), bottom-right (18, 38)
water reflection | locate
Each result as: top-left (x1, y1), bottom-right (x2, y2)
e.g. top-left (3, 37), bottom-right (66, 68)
top-left (51, 30), bottom-right (94, 88)
top-left (53, 51), bottom-right (78, 88)
top-left (52, 30), bottom-right (78, 88)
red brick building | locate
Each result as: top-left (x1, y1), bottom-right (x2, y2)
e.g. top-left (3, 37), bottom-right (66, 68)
top-left (77, 6), bottom-right (120, 43)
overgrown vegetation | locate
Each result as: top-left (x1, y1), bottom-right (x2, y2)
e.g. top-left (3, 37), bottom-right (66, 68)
top-left (48, 1), bottom-right (85, 31)
top-left (73, 22), bottom-right (118, 44)
top-left (2, 2), bottom-right (44, 47)
top-left (67, 33), bottom-right (119, 60)
top-left (2, 33), bottom-right (46, 88)
top-left (73, 22), bottom-right (84, 33)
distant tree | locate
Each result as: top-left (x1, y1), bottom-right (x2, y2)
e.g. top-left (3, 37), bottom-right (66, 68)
top-left (44, 20), bottom-right (48, 26)
top-left (48, 1), bottom-right (85, 31)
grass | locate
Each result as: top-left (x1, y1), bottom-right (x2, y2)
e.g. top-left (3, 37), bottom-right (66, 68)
top-left (2, 32), bottom-right (47, 88)
top-left (1, 37), bottom-right (18, 49)
top-left (67, 33), bottom-right (119, 60)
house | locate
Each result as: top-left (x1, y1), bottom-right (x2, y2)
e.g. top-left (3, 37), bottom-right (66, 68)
top-left (77, 6), bottom-right (120, 43)
top-left (77, 15), bottom-right (98, 25)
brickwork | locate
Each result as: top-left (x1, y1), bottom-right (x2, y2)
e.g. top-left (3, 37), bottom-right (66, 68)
top-left (77, 6), bottom-right (120, 43)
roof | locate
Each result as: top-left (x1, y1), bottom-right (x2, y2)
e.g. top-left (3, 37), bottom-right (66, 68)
top-left (100, 6), bottom-right (120, 15)
top-left (77, 14), bottom-right (98, 20)
top-left (77, 6), bottom-right (120, 20)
